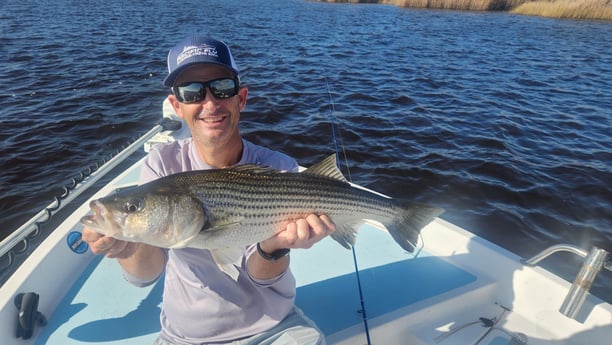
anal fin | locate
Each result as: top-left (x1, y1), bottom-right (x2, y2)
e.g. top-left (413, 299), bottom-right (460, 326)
top-left (330, 222), bottom-right (361, 249)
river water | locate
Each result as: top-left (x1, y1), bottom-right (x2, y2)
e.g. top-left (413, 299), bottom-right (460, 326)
top-left (1, 0), bottom-right (610, 301)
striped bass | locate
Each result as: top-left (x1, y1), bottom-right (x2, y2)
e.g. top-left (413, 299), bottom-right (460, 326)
top-left (81, 154), bottom-right (443, 264)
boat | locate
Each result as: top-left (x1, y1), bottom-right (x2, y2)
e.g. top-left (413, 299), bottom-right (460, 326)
top-left (1, 117), bottom-right (610, 345)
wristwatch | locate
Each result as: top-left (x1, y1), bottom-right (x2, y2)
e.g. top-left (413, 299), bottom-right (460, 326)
top-left (256, 242), bottom-right (290, 261)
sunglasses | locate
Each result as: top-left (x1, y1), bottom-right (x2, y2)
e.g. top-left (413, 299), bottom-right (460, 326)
top-left (172, 77), bottom-right (239, 103)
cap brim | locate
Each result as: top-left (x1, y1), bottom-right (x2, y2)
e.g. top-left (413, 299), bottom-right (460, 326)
top-left (162, 62), bottom-right (239, 87)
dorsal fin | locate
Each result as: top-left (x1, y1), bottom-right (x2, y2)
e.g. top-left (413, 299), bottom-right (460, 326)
top-left (303, 154), bottom-right (348, 182)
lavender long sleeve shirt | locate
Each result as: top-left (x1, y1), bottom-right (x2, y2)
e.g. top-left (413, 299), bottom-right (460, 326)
top-left (128, 138), bottom-right (299, 344)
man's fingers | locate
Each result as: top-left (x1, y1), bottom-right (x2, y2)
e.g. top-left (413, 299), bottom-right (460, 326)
top-left (305, 214), bottom-right (335, 239)
top-left (319, 214), bottom-right (336, 233)
top-left (81, 227), bottom-right (103, 243)
top-left (296, 219), bottom-right (311, 242)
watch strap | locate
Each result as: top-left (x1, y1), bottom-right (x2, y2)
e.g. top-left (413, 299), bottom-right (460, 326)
top-left (256, 243), bottom-right (290, 261)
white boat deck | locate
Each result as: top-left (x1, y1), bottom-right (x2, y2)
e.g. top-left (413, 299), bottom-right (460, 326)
top-left (1, 156), bottom-right (610, 345)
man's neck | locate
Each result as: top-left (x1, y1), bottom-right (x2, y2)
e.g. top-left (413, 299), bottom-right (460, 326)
top-left (194, 137), bottom-right (244, 168)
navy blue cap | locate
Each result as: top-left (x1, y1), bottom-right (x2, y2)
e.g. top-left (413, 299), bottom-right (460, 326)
top-left (163, 36), bottom-right (239, 87)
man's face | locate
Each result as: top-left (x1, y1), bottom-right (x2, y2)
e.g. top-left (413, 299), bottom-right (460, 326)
top-left (169, 64), bottom-right (247, 148)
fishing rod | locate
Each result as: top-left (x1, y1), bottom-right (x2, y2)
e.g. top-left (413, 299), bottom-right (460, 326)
top-left (324, 77), bottom-right (372, 345)
top-left (0, 118), bottom-right (181, 262)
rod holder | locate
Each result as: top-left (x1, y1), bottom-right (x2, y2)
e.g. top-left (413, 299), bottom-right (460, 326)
top-left (524, 244), bottom-right (610, 320)
top-left (559, 246), bottom-right (608, 319)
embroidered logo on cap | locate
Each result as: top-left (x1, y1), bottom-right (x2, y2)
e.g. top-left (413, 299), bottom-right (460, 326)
top-left (177, 44), bottom-right (219, 65)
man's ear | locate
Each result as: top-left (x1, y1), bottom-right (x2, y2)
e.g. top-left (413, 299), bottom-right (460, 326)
top-left (238, 86), bottom-right (248, 111)
top-left (167, 94), bottom-right (185, 119)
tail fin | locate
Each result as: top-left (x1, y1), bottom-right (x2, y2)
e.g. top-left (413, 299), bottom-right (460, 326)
top-left (386, 202), bottom-right (444, 252)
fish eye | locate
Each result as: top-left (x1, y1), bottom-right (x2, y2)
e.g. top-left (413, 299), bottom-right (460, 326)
top-left (124, 199), bottom-right (143, 213)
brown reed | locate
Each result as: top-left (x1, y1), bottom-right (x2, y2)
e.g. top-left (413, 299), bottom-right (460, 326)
top-left (316, 0), bottom-right (612, 20)
top-left (381, 0), bottom-right (526, 11)
top-left (512, 0), bottom-right (612, 20)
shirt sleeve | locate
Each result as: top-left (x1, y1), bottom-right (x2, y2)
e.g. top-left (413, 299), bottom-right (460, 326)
top-left (121, 249), bottom-right (169, 287)
top-left (243, 244), bottom-right (292, 288)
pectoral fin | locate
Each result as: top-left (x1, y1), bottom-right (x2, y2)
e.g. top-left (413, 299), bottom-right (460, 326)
top-left (210, 247), bottom-right (244, 281)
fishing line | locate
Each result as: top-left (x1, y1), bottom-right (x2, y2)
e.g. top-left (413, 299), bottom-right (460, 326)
top-left (324, 76), bottom-right (371, 345)
top-left (324, 77), bottom-right (352, 182)
top-left (324, 79), bottom-right (424, 257)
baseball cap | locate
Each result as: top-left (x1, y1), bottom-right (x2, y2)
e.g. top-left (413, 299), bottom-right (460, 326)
top-left (163, 36), bottom-right (239, 87)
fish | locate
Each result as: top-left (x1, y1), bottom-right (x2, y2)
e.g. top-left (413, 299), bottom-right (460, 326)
top-left (81, 154), bottom-right (443, 273)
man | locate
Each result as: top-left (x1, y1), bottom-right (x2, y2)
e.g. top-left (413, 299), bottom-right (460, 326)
top-left (82, 35), bottom-right (335, 345)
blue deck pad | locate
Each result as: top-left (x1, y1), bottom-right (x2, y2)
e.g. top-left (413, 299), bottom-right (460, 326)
top-left (295, 255), bottom-right (476, 336)
top-left (37, 224), bottom-right (474, 344)
top-left (37, 255), bottom-right (162, 345)
top-left (293, 224), bottom-right (476, 336)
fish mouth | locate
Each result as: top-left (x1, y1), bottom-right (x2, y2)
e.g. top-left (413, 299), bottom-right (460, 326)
top-left (80, 200), bottom-right (121, 236)
top-left (81, 200), bottom-right (103, 226)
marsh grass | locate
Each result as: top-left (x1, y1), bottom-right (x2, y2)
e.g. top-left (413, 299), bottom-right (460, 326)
top-left (512, 0), bottom-right (612, 20)
top-left (319, 0), bottom-right (612, 20)
top-left (381, 0), bottom-right (525, 11)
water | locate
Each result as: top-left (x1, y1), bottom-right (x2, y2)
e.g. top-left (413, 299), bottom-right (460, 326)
top-left (1, 1), bottom-right (610, 301)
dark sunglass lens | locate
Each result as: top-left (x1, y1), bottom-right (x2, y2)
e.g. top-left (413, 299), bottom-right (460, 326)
top-left (209, 78), bottom-right (237, 99)
top-left (178, 83), bottom-right (205, 103)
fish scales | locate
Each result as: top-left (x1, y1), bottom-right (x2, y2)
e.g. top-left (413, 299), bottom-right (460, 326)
top-left (177, 171), bottom-right (407, 248)
top-left (235, 175), bottom-right (386, 234)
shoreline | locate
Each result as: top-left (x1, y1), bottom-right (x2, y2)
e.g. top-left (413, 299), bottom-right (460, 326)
top-left (315, 0), bottom-right (612, 21)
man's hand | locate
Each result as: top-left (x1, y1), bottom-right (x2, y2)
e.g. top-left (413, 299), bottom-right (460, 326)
top-left (81, 227), bottom-right (165, 282)
top-left (81, 227), bottom-right (140, 259)
top-left (259, 214), bottom-right (336, 254)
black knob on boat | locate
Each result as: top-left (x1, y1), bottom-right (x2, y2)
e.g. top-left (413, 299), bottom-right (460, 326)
top-left (14, 292), bottom-right (47, 339)
top-left (159, 117), bottom-right (182, 132)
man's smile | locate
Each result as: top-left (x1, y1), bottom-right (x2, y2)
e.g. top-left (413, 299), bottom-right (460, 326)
top-left (198, 114), bottom-right (228, 124)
